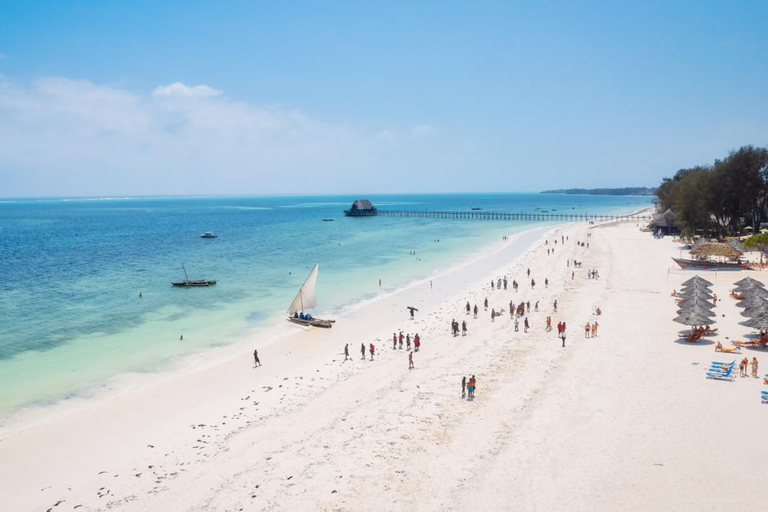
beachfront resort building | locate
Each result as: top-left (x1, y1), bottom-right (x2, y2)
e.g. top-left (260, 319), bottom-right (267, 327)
top-left (650, 208), bottom-right (678, 236)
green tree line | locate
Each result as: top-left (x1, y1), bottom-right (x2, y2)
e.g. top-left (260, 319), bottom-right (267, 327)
top-left (655, 145), bottom-right (768, 237)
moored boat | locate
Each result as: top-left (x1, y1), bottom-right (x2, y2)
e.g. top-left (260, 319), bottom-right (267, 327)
top-left (672, 257), bottom-right (748, 270)
top-left (287, 263), bottom-right (335, 328)
top-left (171, 263), bottom-right (217, 287)
top-left (201, 232), bottom-right (218, 238)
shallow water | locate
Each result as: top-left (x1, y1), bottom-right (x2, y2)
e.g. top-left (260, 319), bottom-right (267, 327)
top-left (0, 193), bottom-right (651, 414)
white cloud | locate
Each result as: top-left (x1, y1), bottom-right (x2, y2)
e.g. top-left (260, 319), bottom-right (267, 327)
top-left (152, 82), bottom-right (222, 97)
top-left (0, 76), bottom-right (465, 196)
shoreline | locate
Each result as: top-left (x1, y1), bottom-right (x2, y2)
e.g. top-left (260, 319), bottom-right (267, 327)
top-left (0, 222), bottom-right (558, 439)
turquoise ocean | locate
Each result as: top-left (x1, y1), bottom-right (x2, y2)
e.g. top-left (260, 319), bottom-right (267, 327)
top-left (0, 193), bottom-right (652, 418)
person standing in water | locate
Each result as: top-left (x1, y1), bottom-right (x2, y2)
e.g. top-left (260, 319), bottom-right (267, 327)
top-left (253, 349), bottom-right (261, 367)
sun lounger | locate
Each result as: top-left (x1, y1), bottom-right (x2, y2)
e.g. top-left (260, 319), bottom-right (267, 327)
top-left (762, 391), bottom-right (768, 404)
top-left (707, 367), bottom-right (734, 380)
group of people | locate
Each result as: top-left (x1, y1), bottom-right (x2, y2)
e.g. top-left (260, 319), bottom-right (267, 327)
top-left (293, 311), bottom-right (314, 320)
top-left (392, 331), bottom-right (421, 351)
top-left (584, 321), bottom-right (599, 338)
top-left (587, 269), bottom-right (600, 279)
top-left (450, 319), bottom-right (468, 336)
top-left (739, 357), bottom-right (759, 377)
top-left (491, 277), bottom-right (509, 290)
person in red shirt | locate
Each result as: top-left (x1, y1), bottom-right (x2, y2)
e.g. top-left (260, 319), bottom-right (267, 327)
top-left (369, 343), bottom-right (375, 361)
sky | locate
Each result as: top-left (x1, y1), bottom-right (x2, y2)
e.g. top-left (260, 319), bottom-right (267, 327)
top-left (1, 0), bottom-right (767, 197)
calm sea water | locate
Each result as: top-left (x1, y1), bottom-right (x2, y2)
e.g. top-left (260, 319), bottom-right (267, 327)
top-left (0, 193), bottom-right (651, 416)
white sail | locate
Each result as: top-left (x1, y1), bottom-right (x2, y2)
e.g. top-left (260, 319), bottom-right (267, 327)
top-left (287, 263), bottom-right (319, 315)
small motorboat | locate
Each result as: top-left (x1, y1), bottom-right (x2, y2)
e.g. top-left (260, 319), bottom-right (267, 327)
top-left (201, 232), bottom-right (218, 238)
top-left (322, 219), bottom-right (335, 222)
top-left (471, 207), bottom-right (483, 211)
top-left (171, 264), bottom-right (217, 287)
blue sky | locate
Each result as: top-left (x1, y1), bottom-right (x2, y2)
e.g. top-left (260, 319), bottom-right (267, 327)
top-left (1, 0), bottom-right (767, 197)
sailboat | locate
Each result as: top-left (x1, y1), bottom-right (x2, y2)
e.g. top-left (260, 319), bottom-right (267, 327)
top-left (287, 263), bottom-right (335, 328)
top-left (171, 263), bottom-right (217, 287)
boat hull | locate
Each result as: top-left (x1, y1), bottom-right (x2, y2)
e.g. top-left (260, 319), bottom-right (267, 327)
top-left (172, 279), bottom-right (217, 287)
top-left (287, 316), bottom-right (335, 328)
top-left (672, 257), bottom-right (747, 270)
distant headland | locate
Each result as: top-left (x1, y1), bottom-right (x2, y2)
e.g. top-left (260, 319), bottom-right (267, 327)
top-left (540, 187), bottom-right (656, 196)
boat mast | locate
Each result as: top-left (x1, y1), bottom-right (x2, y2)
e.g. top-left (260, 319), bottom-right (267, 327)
top-left (182, 263), bottom-right (190, 283)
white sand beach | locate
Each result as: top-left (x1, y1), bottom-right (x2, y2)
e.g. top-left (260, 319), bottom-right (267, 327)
top-left (2, 219), bottom-right (768, 511)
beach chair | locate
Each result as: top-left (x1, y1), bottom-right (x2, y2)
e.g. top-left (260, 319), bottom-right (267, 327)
top-left (706, 366), bottom-right (734, 381)
top-left (708, 362), bottom-right (735, 373)
top-left (762, 391), bottom-right (768, 404)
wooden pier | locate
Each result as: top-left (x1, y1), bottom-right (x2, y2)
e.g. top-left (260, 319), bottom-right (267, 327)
top-left (371, 210), bottom-right (651, 222)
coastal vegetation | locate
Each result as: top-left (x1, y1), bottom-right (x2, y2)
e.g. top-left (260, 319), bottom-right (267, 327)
top-left (541, 187), bottom-right (656, 196)
top-left (655, 145), bottom-right (768, 237)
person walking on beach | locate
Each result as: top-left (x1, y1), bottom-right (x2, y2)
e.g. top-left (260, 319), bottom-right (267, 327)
top-left (514, 317), bottom-right (519, 332)
top-left (591, 322), bottom-right (598, 337)
top-left (406, 334), bottom-right (411, 350)
top-left (545, 316), bottom-right (552, 331)
top-left (553, 300), bottom-right (558, 312)
top-left (531, 278), bottom-right (535, 288)
top-left (484, 298), bottom-right (488, 311)
top-left (572, 271), bottom-right (575, 280)
top-left (491, 280), bottom-right (495, 289)
top-left (462, 321), bottom-right (467, 336)
top-left (474, 304), bottom-right (478, 318)
top-left (585, 322), bottom-right (591, 338)
top-left (409, 351), bottom-right (414, 369)
top-left (527, 268), bottom-right (530, 277)
top-left (414, 334), bottom-right (421, 351)
top-left (509, 300), bottom-right (515, 318)
top-left (466, 302), bottom-right (471, 315)
top-left (491, 308), bottom-right (496, 322)
top-left (751, 357), bottom-right (759, 378)
top-left (253, 349), bottom-right (261, 367)
top-left (524, 317), bottom-right (529, 333)
top-left (462, 376), bottom-right (467, 398)
top-left (545, 278), bottom-right (549, 288)
top-left (361, 343), bottom-right (366, 360)
top-left (370, 343), bottom-right (375, 361)
top-left (535, 301), bottom-right (539, 312)
top-left (526, 301), bottom-right (531, 313)
top-left (344, 344), bottom-right (350, 361)
top-left (393, 333), bottom-right (397, 350)
top-left (399, 331), bottom-right (404, 349)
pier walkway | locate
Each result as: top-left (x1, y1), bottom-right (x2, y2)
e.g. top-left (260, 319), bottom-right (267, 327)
top-left (369, 210), bottom-right (651, 222)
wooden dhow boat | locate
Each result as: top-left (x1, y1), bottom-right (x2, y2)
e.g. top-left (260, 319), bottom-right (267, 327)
top-left (287, 263), bottom-right (335, 328)
top-left (171, 263), bottom-right (217, 287)
top-left (672, 257), bottom-right (748, 270)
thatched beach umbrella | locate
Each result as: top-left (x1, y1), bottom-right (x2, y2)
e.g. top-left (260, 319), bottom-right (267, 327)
top-left (673, 311), bottom-right (716, 326)
top-left (689, 242), bottom-right (742, 260)
top-left (734, 284), bottom-right (768, 297)
top-left (739, 316), bottom-right (768, 331)
top-left (678, 299), bottom-right (715, 310)
top-left (734, 277), bottom-right (765, 288)
top-left (681, 275), bottom-right (714, 287)
top-left (677, 304), bottom-right (716, 317)
top-left (740, 303), bottom-right (768, 317)
top-left (736, 295), bottom-right (768, 309)
top-left (678, 287), bottom-right (713, 298)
